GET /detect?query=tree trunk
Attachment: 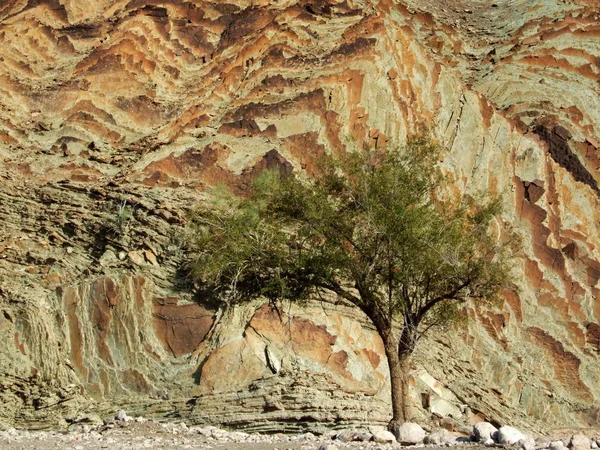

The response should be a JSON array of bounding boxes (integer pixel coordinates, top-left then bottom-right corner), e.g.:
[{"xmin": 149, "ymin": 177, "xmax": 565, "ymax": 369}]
[{"xmin": 382, "ymin": 333, "xmax": 411, "ymax": 430}]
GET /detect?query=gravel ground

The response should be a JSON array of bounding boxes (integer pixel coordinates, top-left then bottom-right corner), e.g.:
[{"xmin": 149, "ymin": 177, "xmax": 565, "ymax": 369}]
[
  {"xmin": 0, "ymin": 420, "xmax": 472, "ymax": 450},
  {"xmin": 2, "ymin": 419, "xmax": 598, "ymax": 450}
]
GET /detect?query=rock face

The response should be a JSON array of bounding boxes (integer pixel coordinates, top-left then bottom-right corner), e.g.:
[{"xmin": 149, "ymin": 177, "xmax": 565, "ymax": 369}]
[{"xmin": 0, "ymin": 0, "xmax": 599, "ymax": 433}]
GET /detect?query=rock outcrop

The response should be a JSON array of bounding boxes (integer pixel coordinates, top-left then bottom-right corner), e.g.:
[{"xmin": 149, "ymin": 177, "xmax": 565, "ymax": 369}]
[{"xmin": 0, "ymin": 0, "xmax": 599, "ymax": 433}]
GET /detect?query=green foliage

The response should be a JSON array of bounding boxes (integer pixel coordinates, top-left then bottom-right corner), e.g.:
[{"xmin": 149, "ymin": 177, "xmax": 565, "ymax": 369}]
[{"xmin": 188, "ymin": 140, "xmax": 512, "ymax": 345}]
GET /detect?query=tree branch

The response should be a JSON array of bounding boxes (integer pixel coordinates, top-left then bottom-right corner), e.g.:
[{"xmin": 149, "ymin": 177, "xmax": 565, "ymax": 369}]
[
  {"xmin": 416, "ymin": 278, "xmax": 472, "ymax": 322},
  {"xmin": 318, "ymin": 281, "xmax": 361, "ymax": 306}
]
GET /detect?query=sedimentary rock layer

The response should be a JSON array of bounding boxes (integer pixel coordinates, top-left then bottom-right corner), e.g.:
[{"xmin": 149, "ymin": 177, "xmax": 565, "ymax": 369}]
[{"xmin": 0, "ymin": 0, "xmax": 599, "ymax": 432}]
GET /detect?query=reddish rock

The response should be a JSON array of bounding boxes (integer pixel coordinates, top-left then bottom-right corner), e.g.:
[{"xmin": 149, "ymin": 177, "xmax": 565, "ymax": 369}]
[{"xmin": 153, "ymin": 298, "xmax": 215, "ymax": 358}]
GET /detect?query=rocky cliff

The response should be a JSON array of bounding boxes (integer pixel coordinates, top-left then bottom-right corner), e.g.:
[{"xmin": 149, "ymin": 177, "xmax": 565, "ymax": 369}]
[{"xmin": 0, "ymin": 0, "xmax": 599, "ymax": 433}]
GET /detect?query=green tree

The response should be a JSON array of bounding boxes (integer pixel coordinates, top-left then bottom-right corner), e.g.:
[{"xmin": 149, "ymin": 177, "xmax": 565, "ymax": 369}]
[{"xmin": 187, "ymin": 140, "xmax": 512, "ymax": 428}]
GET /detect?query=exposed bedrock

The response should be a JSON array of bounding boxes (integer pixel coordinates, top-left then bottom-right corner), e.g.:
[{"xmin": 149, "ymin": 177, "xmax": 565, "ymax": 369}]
[{"xmin": 0, "ymin": 0, "xmax": 599, "ymax": 432}]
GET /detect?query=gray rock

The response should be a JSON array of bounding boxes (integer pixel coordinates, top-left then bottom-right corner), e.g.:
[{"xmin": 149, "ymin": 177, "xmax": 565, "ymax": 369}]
[
  {"xmin": 550, "ymin": 440, "xmax": 568, "ymax": 450},
  {"xmin": 70, "ymin": 413, "xmax": 104, "ymax": 428},
  {"xmin": 473, "ymin": 422, "xmax": 499, "ymax": 443},
  {"xmin": 394, "ymin": 422, "xmax": 426, "ymax": 444},
  {"xmin": 319, "ymin": 445, "xmax": 339, "ymax": 450},
  {"xmin": 372, "ymin": 429, "xmax": 396, "ymax": 443},
  {"xmin": 497, "ymin": 426, "xmax": 525, "ymax": 445},
  {"xmin": 115, "ymin": 410, "xmax": 131, "ymax": 422},
  {"xmin": 570, "ymin": 435, "xmax": 591, "ymax": 449},
  {"xmin": 425, "ymin": 429, "xmax": 453, "ymax": 445},
  {"xmin": 536, "ymin": 436, "xmax": 554, "ymax": 448},
  {"xmin": 295, "ymin": 432, "xmax": 316, "ymax": 441},
  {"xmin": 518, "ymin": 436, "xmax": 536, "ymax": 450},
  {"xmin": 99, "ymin": 249, "xmax": 117, "ymax": 267},
  {"xmin": 336, "ymin": 429, "xmax": 372, "ymax": 442},
  {"xmin": 591, "ymin": 440, "xmax": 598, "ymax": 449}
]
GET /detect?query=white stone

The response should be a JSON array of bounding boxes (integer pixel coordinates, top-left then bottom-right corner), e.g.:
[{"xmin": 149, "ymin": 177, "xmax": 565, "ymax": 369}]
[
  {"xmin": 591, "ymin": 440, "xmax": 598, "ymax": 449},
  {"xmin": 394, "ymin": 422, "xmax": 426, "ymax": 444},
  {"xmin": 473, "ymin": 422, "xmax": 498, "ymax": 442},
  {"xmin": 372, "ymin": 429, "xmax": 396, "ymax": 443},
  {"xmin": 571, "ymin": 435, "xmax": 591, "ymax": 449},
  {"xmin": 497, "ymin": 426, "xmax": 526, "ymax": 445}
]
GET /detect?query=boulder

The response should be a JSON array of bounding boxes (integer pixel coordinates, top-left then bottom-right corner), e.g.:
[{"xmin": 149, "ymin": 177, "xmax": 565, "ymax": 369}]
[
  {"xmin": 425, "ymin": 429, "xmax": 453, "ymax": 445},
  {"xmin": 497, "ymin": 426, "xmax": 525, "ymax": 445},
  {"xmin": 570, "ymin": 435, "xmax": 591, "ymax": 449},
  {"xmin": 473, "ymin": 422, "xmax": 499, "ymax": 443},
  {"xmin": 394, "ymin": 422, "xmax": 426, "ymax": 445}
]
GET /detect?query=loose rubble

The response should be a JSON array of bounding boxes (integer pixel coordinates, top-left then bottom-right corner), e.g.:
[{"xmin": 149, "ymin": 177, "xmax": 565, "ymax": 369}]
[{"xmin": 0, "ymin": 417, "xmax": 597, "ymax": 450}]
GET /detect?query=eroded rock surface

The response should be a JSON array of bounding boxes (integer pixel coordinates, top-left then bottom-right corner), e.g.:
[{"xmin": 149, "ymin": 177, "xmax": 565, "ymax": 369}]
[{"xmin": 0, "ymin": 0, "xmax": 599, "ymax": 433}]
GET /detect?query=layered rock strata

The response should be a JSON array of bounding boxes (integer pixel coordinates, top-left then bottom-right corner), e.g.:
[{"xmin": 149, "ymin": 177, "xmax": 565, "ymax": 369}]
[{"xmin": 0, "ymin": 0, "xmax": 599, "ymax": 432}]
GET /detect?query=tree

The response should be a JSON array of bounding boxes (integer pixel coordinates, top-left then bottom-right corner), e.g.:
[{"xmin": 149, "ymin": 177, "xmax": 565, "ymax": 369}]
[{"xmin": 187, "ymin": 139, "xmax": 512, "ymax": 428}]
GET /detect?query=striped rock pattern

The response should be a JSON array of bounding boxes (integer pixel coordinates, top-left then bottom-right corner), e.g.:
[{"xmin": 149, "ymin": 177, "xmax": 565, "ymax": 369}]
[{"xmin": 0, "ymin": 0, "xmax": 599, "ymax": 432}]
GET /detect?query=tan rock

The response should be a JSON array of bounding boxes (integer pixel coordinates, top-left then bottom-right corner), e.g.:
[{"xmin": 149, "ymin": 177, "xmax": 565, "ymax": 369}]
[{"xmin": 128, "ymin": 251, "xmax": 145, "ymax": 266}]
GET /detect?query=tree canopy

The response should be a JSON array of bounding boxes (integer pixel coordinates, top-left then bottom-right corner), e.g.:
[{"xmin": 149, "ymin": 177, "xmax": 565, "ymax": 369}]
[{"xmin": 187, "ymin": 139, "xmax": 512, "ymax": 425}]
